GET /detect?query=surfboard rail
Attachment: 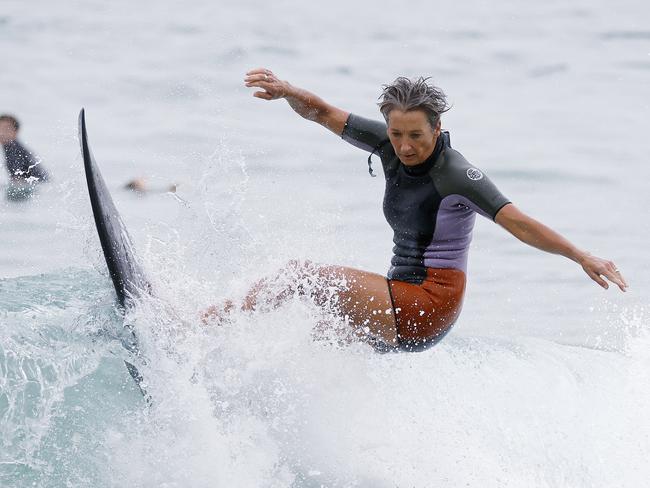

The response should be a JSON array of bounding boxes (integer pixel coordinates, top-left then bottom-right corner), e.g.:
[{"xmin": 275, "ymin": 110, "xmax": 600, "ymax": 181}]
[{"xmin": 78, "ymin": 108, "xmax": 149, "ymax": 398}]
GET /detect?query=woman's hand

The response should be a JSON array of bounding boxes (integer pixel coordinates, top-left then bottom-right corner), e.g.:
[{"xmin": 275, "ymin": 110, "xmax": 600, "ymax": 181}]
[
  {"xmin": 244, "ymin": 68, "xmax": 289, "ymax": 100},
  {"xmin": 577, "ymin": 253, "xmax": 628, "ymax": 292}
]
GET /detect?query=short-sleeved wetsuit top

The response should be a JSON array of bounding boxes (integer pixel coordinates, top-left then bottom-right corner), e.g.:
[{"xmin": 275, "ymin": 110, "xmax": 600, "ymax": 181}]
[
  {"xmin": 2, "ymin": 139, "xmax": 49, "ymax": 182},
  {"xmin": 342, "ymin": 114, "xmax": 510, "ymax": 284}
]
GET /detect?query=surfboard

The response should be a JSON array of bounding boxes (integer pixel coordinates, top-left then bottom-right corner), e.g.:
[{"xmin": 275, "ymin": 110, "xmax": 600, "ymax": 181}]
[{"xmin": 78, "ymin": 108, "xmax": 149, "ymax": 396}]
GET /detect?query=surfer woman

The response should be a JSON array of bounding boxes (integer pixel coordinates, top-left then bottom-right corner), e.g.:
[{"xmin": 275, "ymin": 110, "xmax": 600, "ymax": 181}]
[{"xmin": 204, "ymin": 68, "xmax": 628, "ymax": 352}]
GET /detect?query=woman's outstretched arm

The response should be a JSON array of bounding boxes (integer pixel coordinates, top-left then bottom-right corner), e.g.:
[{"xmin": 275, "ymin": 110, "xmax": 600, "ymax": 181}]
[
  {"xmin": 244, "ymin": 68, "xmax": 349, "ymax": 135},
  {"xmin": 495, "ymin": 203, "xmax": 628, "ymax": 291}
]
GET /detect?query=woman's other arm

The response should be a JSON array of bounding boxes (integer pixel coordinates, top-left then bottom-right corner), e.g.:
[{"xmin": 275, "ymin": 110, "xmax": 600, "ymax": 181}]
[
  {"xmin": 495, "ymin": 203, "xmax": 628, "ymax": 291},
  {"xmin": 244, "ymin": 68, "xmax": 349, "ymax": 136}
]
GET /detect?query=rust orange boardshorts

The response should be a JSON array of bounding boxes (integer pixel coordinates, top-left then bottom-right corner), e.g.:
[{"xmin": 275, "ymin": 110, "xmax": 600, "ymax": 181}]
[{"xmin": 386, "ymin": 268, "xmax": 466, "ymax": 352}]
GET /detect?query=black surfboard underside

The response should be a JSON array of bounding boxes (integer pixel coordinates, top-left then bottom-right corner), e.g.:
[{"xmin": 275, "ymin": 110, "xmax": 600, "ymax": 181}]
[
  {"xmin": 78, "ymin": 108, "xmax": 149, "ymax": 394},
  {"xmin": 79, "ymin": 109, "xmax": 148, "ymax": 306}
]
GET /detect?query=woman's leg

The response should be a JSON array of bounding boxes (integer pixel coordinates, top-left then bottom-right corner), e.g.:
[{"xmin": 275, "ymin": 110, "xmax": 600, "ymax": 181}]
[{"xmin": 205, "ymin": 260, "xmax": 398, "ymax": 346}]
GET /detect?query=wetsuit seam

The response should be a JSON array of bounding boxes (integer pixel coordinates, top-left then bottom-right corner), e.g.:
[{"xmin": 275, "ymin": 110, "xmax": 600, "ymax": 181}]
[
  {"xmin": 385, "ymin": 277, "xmax": 399, "ymax": 340},
  {"xmin": 341, "ymin": 113, "xmax": 352, "ymax": 137},
  {"xmin": 492, "ymin": 200, "xmax": 512, "ymax": 221}
]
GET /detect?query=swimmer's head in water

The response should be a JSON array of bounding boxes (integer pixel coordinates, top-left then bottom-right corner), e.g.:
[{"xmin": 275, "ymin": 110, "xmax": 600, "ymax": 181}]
[
  {"xmin": 378, "ymin": 77, "xmax": 450, "ymax": 130},
  {"xmin": 0, "ymin": 114, "xmax": 20, "ymax": 145}
]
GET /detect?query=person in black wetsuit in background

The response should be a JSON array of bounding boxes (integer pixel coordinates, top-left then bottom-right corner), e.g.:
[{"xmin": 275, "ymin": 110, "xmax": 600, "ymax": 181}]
[{"xmin": 0, "ymin": 114, "xmax": 49, "ymax": 184}]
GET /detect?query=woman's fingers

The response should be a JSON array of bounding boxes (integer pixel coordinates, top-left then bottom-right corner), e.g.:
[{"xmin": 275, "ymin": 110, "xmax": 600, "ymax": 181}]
[
  {"xmin": 587, "ymin": 269, "xmax": 609, "ymax": 289},
  {"xmin": 244, "ymin": 68, "xmax": 276, "ymax": 85},
  {"xmin": 244, "ymin": 74, "xmax": 272, "ymax": 85},
  {"xmin": 599, "ymin": 262, "xmax": 627, "ymax": 291},
  {"xmin": 607, "ymin": 269, "xmax": 628, "ymax": 292},
  {"xmin": 248, "ymin": 83, "xmax": 279, "ymax": 100},
  {"xmin": 606, "ymin": 261, "xmax": 629, "ymax": 290},
  {"xmin": 618, "ymin": 271, "xmax": 628, "ymax": 290},
  {"xmin": 253, "ymin": 90, "xmax": 273, "ymax": 100},
  {"xmin": 583, "ymin": 258, "xmax": 628, "ymax": 292},
  {"xmin": 244, "ymin": 68, "xmax": 284, "ymax": 99},
  {"xmin": 246, "ymin": 67, "xmax": 272, "ymax": 76}
]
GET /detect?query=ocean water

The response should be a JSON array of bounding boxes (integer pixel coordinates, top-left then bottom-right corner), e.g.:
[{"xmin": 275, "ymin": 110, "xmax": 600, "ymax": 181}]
[{"xmin": 1, "ymin": 0, "xmax": 649, "ymax": 486}]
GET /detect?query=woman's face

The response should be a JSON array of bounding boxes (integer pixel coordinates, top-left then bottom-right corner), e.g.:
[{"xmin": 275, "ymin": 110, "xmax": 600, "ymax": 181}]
[{"xmin": 386, "ymin": 109, "xmax": 440, "ymax": 166}]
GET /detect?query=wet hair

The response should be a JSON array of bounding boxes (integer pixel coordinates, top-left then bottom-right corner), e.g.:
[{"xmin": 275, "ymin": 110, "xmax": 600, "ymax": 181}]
[
  {"xmin": 378, "ymin": 77, "xmax": 450, "ymax": 129},
  {"xmin": 0, "ymin": 114, "xmax": 20, "ymax": 131}
]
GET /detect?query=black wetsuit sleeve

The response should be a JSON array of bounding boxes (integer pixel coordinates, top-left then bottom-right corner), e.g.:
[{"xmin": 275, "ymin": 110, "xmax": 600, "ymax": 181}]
[
  {"xmin": 341, "ymin": 113, "xmax": 389, "ymax": 153},
  {"xmin": 433, "ymin": 148, "xmax": 510, "ymax": 220}
]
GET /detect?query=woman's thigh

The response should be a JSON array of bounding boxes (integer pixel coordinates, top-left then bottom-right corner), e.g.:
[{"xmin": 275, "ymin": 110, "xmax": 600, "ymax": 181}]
[{"xmin": 312, "ymin": 264, "xmax": 398, "ymax": 347}]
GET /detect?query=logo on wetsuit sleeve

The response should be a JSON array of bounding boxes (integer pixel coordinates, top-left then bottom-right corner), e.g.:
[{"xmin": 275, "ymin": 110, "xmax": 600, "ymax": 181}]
[{"xmin": 466, "ymin": 168, "xmax": 484, "ymax": 181}]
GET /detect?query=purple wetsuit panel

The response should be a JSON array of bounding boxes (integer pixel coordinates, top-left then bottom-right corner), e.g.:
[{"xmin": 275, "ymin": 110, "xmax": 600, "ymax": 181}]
[{"xmin": 423, "ymin": 196, "xmax": 477, "ymax": 272}]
